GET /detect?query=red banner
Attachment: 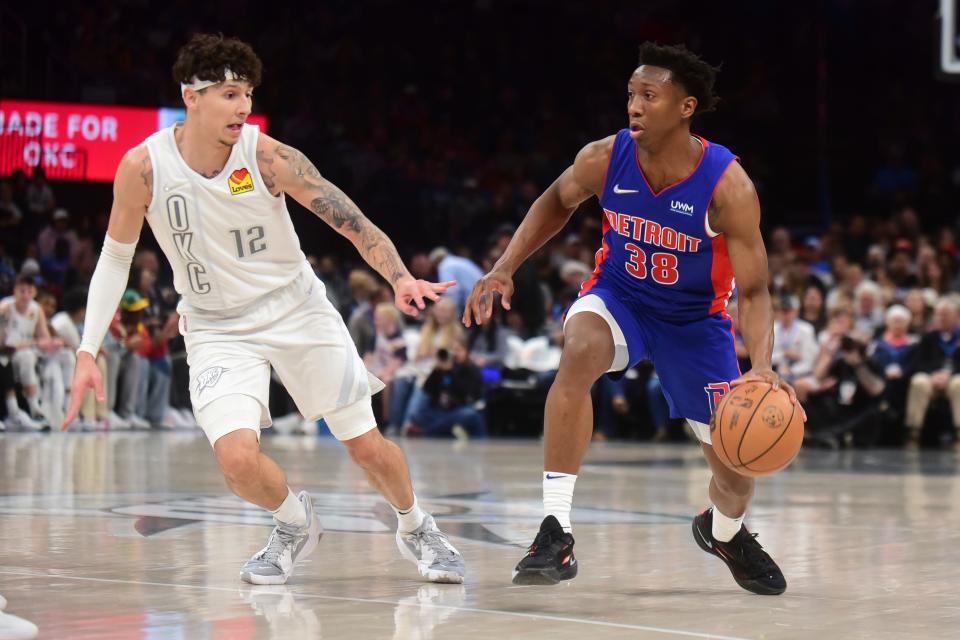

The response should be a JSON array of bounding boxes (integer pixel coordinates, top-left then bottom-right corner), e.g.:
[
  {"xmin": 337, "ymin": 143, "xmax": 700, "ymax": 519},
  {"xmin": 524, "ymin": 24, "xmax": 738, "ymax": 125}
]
[{"xmin": 0, "ymin": 100, "xmax": 268, "ymax": 182}]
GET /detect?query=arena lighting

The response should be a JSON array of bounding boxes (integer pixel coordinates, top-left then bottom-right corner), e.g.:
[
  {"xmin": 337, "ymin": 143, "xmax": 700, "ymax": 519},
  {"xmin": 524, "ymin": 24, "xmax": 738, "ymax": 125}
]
[{"xmin": 0, "ymin": 100, "xmax": 267, "ymax": 182}]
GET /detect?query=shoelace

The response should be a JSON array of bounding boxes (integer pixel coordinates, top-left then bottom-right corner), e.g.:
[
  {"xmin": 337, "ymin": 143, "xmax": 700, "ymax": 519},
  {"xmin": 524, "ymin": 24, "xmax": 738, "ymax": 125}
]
[
  {"xmin": 257, "ymin": 525, "xmax": 301, "ymax": 565},
  {"xmin": 419, "ymin": 529, "xmax": 458, "ymax": 563},
  {"xmin": 528, "ymin": 527, "xmax": 564, "ymax": 556},
  {"xmin": 734, "ymin": 532, "xmax": 777, "ymax": 573}
]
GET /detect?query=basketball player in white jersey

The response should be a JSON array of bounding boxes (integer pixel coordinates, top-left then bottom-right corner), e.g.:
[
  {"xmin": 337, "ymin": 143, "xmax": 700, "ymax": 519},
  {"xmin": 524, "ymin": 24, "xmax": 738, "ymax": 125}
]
[
  {"xmin": 1, "ymin": 274, "xmax": 55, "ymax": 430},
  {"xmin": 63, "ymin": 33, "xmax": 466, "ymax": 585}
]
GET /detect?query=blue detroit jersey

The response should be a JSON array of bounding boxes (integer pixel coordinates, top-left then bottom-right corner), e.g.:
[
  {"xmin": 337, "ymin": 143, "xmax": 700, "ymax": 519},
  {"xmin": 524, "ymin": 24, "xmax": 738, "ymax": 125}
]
[
  {"xmin": 582, "ymin": 130, "xmax": 739, "ymax": 323},
  {"xmin": 575, "ymin": 130, "xmax": 743, "ymax": 424}
]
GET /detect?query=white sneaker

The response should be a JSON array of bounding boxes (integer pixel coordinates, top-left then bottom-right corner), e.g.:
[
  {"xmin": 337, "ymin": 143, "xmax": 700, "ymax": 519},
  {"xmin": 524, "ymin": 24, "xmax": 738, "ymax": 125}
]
[
  {"xmin": 240, "ymin": 491, "xmax": 323, "ymax": 585},
  {"xmin": 108, "ymin": 411, "xmax": 130, "ymax": 429},
  {"xmin": 76, "ymin": 419, "xmax": 97, "ymax": 432},
  {"xmin": 165, "ymin": 408, "xmax": 189, "ymax": 428},
  {"xmin": 128, "ymin": 414, "xmax": 151, "ymax": 430},
  {"xmin": 396, "ymin": 513, "xmax": 466, "ymax": 583},
  {"xmin": 294, "ymin": 418, "xmax": 317, "ymax": 436},
  {"xmin": 9, "ymin": 411, "xmax": 44, "ymax": 431},
  {"xmin": 272, "ymin": 412, "xmax": 302, "ymax": 436},
  {"xmin": 0, "ymin": 609, "xmax": 38, "ymax": 640},
  {"xmin": 0, "ymin": 420, "xmax": 5, "ymax": 432},
  {"xmin": 175, "ymin": 408, "xmax": 198, "ymax": 427}
]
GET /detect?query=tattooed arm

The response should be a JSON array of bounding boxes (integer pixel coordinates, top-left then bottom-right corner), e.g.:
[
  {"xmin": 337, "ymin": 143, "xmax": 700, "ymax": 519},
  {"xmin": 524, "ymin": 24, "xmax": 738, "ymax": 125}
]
[{"xmin": 257, "ymin": 134, "xmax": 412, "ymax": 287}]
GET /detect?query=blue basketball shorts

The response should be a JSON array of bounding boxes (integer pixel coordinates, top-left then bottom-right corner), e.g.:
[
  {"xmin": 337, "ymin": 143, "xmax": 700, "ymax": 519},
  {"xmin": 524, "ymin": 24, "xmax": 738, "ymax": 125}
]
[{"xmin": 565, "ymin": 286, "xmax": 741, "ymax": 427}]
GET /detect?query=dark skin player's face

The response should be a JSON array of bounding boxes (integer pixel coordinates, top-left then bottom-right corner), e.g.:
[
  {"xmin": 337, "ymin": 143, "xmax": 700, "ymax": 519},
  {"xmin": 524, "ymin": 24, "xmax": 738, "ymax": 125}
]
[{"xmin": 626, "ymin": 65, "xmax": 697, "ymax": 145}]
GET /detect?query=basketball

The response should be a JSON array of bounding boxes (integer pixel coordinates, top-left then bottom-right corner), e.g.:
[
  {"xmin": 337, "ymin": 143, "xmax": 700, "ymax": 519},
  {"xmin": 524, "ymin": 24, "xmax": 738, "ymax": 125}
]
[{"xmin": 711, "ymin": 382, "xmax": 804, "ymax": 477}]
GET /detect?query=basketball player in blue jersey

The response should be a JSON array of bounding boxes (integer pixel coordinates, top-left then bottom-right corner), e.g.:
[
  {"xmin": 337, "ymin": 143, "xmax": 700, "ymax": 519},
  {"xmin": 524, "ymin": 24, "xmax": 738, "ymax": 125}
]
[
  {"xmin": 464, "ymin": 43, "xmax": 805, "ymax": 594},
  {"xmin": 63, "ymin": 34, "xmax": 465, "ymax": 585}
]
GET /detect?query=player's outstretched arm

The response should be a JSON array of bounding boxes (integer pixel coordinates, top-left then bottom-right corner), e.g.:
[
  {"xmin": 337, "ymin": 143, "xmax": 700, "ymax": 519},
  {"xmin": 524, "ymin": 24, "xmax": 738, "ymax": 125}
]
[
  {"xmin": 63, "ymin": 147, "xmax": 149, "ymax": 430},
  {"xmin": 462, "ymin": 135, "xmax": 614, "ymax": 327},
  {"xmin": 258, "ymin": 135, "xmax": 454, "ymax": 317},
  {"xmin": 713, "ymin": 162, "xmax": 806, "ymax": 420}
]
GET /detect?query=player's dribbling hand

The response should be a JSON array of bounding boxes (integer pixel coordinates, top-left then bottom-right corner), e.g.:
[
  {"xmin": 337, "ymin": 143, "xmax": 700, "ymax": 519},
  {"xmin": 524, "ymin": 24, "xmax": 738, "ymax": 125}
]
[
  {"xmin": 394, "ymin": 278, "xmax": 457, "ymax": 318},
  {"xmin": 462, "ymin": 270, "xmax": 514, "ymax": 327},
  {"xmin": 62, "ymin": 352, "xmax": 105, "ymax": 431},
  {"xmin": 731, "ymin": 367, "xmax": 807, "ymax": 422}
]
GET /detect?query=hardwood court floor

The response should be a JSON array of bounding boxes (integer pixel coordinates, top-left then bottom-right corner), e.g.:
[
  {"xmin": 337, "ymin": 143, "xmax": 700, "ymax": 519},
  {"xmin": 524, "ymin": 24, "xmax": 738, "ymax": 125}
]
[{"xmin": 1, "ymin": 432, "xmax": 959, "ymax": 639}]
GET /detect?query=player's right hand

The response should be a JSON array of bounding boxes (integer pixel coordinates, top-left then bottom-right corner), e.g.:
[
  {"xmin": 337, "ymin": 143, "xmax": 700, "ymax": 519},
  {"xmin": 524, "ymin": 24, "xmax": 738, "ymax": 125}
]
[
  {"xmin": 62, "ymin": 352, "xmax": 104, "ymax": 431},
  {"xmin": 463, "ymin": 270, "xmax": 514, "ymax": 327}
]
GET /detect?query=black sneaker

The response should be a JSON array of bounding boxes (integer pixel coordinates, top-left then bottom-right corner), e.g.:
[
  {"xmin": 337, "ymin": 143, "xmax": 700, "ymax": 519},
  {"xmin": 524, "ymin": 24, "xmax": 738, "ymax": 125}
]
[
  {"xmin": 692, "ymin": 508, "xmax": 786, "ymax": 595},
  {"xmin": 512, "ymin": 515, "xmax": 577, "ymax": 585}
]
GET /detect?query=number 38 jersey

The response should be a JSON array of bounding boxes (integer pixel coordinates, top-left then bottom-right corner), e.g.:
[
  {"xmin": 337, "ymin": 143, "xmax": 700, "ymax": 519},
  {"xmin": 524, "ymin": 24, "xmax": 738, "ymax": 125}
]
[
  {"xmin": 581, "ymin": 129, "xmax": 739, "ymax": 323},
  {"xmin": 144, "ymin": 123, "xmax": 307, "ymax": 313}
]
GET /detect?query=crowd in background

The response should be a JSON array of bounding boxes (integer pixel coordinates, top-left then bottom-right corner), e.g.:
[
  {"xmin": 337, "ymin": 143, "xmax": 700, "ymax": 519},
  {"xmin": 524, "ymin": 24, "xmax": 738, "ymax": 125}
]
[
  {"xmin": 4, "ymin": 169, "xmax": 960, "ymax": 449},
  {"xmin": 2, "ymin": 0, "xmax": 959, "ymax": 447}
]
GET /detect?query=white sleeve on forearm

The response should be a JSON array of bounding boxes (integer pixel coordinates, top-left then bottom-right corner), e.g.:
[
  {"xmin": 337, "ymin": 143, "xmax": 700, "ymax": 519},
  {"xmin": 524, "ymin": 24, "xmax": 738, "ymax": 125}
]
[{"xmin": 77, "ymin": 234, "xmax": 138, "ymax": 357}]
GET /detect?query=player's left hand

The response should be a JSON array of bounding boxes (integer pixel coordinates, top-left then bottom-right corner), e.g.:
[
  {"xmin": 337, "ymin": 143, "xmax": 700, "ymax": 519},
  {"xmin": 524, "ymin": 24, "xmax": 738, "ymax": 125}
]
[
  {"xmin": 731, "ymin": 367, "xmax": 807, "ymax": 422},
  {"xmin": 393, "ymin": 278, "xmax": 457, "ymax": 318}
]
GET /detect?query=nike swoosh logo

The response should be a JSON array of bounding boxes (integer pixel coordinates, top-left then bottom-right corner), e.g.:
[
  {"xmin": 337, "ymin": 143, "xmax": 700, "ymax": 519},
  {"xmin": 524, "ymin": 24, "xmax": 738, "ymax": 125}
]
[
  {"xmin": 544, "ymin": 474, "xmax": 568, "ymax": 480},
  {"xmin": 612, "ymin": 184, "xmax": 639, "ymax": 194},
  {"xmin": 695, "ymin": 523, "xmax": 714, "ymax": 549}
]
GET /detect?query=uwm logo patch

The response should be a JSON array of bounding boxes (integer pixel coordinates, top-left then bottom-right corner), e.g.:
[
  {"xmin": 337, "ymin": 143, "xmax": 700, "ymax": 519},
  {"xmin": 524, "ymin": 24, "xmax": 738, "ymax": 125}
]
[{"xmin": 228, "ymin": 168, "xmax": 254, "ymax": 195}]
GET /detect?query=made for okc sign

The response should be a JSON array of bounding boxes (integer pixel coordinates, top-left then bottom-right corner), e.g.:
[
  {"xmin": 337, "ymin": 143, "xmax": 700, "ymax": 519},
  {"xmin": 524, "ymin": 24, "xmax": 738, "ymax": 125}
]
[{"xmin": 0, "ymin": 99, "xmax": 267, "ymax": 182}]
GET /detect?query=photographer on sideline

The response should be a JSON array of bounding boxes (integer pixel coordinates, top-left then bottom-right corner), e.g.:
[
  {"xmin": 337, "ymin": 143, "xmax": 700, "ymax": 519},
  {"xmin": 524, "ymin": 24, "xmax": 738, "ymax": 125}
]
[
  {"xmin": 408, "ymin": 335, "xmax": 486, "ymax": 439},
  {"xmin": 804, "ymin": 329, "xmax": 886, "ymax": 448}
]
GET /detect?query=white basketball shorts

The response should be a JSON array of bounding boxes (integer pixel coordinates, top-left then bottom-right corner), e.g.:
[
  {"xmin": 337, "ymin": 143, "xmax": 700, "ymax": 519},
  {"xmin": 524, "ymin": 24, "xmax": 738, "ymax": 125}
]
[{"xmin": 180, "ymin": 264, "xmax": 385, "ymax": 445}]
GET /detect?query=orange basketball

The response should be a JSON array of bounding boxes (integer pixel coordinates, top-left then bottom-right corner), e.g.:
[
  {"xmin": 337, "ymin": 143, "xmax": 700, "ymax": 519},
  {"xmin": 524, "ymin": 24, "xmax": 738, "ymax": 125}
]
[{"xmin": 711, "ymin": 381, "xmax": 804, "ymax": 477}]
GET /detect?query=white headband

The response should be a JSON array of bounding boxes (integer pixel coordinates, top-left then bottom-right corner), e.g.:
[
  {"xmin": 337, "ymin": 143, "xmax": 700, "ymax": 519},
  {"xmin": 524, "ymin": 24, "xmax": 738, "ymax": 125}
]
[{"xmin": 180, "ymin": 68, "xmax": 241, "ymax": 96}]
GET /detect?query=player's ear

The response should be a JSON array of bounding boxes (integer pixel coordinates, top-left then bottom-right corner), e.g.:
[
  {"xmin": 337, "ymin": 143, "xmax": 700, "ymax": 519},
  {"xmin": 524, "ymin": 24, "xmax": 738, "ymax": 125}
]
[
  {"xmin": 182, "ymin": 88, "xmax": 200, "ymax": 110},
  {"xmin": 680, "ymin": 95, "xmax": 697, "ymax": 120}
]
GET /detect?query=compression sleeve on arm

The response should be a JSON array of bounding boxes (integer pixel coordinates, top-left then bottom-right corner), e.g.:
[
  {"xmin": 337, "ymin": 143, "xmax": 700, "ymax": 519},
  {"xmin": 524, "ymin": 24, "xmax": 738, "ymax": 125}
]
[{"xmin": 77, "ymin": 234, "xmax": 138, "ymax": 358}]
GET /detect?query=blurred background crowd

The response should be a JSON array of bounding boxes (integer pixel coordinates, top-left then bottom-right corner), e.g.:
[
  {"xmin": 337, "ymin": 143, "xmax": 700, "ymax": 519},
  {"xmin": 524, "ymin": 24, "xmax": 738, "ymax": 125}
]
[{"xmin": 2, "ymin": 0, "xmax": 959, "ymax": 449}]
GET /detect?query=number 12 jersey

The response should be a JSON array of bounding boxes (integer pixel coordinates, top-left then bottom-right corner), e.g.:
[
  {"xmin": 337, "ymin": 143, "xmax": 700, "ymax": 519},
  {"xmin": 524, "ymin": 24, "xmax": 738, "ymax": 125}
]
[{"xmin": 144, "ymin": 123, "xmax": 307, "ymax": 314}]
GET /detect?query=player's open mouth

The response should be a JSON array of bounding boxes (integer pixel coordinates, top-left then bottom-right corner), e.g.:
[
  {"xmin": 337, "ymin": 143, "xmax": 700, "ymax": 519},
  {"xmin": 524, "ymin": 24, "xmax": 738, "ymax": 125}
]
[
  {"xmin": 629, "ymin": 122, "xmax": 643, "ymax": 133},
  {"xmin": 227, "ymin": 124, "xmax": 243, "ymax": 133}
]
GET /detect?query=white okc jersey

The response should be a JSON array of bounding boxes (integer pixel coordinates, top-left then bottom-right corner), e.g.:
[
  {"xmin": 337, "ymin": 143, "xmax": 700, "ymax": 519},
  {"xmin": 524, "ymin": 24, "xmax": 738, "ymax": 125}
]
[
  {"xmin": 144, "ymin": 123, "xmax": 307, "ymax": 313},
  {"xmin": 1, "ymin": 298, "xmax": 40, "ymax": 346}
]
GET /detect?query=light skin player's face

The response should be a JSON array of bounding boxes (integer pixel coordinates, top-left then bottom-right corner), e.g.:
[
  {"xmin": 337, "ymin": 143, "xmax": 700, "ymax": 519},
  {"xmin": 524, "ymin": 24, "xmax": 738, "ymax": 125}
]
[
  {"xmin": 13, "ymin": 284, "xmax": 36, "ymax": 307},
  {"xmin": 188, "ymin": 80, "xmax": 253, "ymax": 147},
  {"xmin": 626, "ymin": 65, "xmax": 697, "ymax": 144}
]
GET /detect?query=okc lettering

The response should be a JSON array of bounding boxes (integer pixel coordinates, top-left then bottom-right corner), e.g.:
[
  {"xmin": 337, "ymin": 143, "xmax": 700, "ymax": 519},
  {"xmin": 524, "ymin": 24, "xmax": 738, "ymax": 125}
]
[
  {"xmin": 603, "ymin": 209, "xmax": 701, "ymax": 252},
  {"xmin": 166, "ymin": 195, "xmax": 211, "ymax": 295}
]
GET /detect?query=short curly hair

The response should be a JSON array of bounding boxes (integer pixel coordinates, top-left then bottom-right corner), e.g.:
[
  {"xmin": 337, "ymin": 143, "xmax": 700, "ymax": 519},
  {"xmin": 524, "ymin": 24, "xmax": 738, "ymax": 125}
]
[
  {"xmin": 172, "ymin": 33, "xmax": 262, "ymax": 88},
  {"xmin": 638, "ymin": 43, "xmax": 720, "ymax": 114}
]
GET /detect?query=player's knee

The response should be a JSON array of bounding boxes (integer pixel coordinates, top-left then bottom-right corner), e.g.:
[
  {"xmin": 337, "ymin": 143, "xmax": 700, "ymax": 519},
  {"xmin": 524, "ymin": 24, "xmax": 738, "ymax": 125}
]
[
  {"xmin": 215, "ymin": 439, "xmax": 260, "ymax": 486},
  {"xmin": 559, "ymin": 334, "xmax": 611, "ymax": 382},
  {"xmin": 344, "ymin": 430, "xmax": 385, "ymax": 470},
  {"xmin": 910, "ymin": 373, "xmax": 932, "ymax": 392},
  {"xmin": 949, "ymin": 376, "xmax": 960, "ymax": 394}
]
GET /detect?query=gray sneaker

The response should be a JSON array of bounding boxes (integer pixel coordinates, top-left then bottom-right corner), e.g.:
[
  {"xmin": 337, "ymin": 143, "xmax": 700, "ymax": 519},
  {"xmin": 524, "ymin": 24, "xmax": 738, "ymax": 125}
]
[
  {"xmin": 240, "ymin": 491, "xmax": 323, "ymax": 585},
  {"xmin": 396, "ymin": 513, "xmax": 465, "ymax": 583}
]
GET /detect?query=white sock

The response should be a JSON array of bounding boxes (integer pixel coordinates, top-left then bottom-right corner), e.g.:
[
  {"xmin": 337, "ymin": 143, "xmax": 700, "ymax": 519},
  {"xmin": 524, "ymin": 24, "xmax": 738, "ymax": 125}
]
[
  {"xmin": 543, "ymin": 472, "xmax": 577, "ymax": 533},
  {"xmin": 711, "ymin": 505, "xmax": 744, "ymax": 542},
  {"xmin": 272, "ymin": 488, "xmax": 307, "ymax": 528},
  {"xmin": 395, "ymin": 494, "xmax": 425, "ymax": 533},
  {"xmin": 5, "ymin": 395, "xmax": 19, "ymax": 418}
]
